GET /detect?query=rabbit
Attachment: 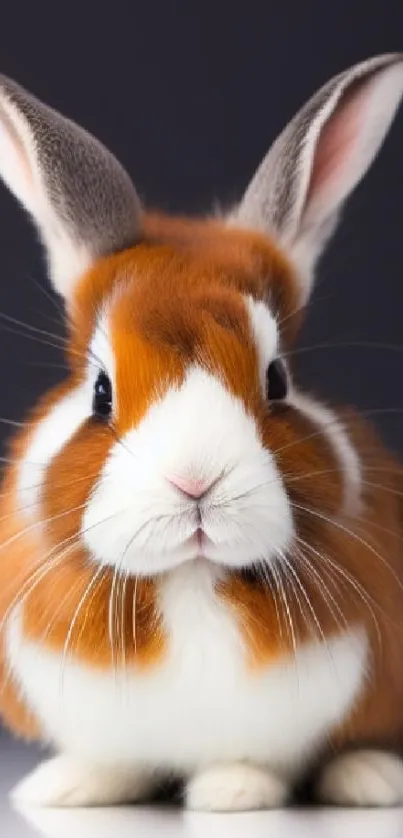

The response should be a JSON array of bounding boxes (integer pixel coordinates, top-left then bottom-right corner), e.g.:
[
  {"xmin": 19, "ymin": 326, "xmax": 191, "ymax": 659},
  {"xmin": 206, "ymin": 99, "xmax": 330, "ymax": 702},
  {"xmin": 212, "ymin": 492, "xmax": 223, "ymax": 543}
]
[{"xmin": 0, "ymin": 53, "xmax": 403, "ymax": 813}]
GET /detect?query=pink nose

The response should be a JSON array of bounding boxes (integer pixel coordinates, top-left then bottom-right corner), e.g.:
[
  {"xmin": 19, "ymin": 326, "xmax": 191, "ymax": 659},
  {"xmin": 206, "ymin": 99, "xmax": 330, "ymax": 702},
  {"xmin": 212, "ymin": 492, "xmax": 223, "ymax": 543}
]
[{"xmin": 167, "ymin": 474, "xmax": 208, "ymax": 499}]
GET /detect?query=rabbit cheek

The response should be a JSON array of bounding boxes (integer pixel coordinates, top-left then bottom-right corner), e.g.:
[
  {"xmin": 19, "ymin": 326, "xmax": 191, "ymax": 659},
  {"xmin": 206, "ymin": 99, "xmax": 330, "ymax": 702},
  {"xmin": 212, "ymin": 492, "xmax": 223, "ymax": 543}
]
[
  {"xmin": 265, "ymin": 404, "xmax": 345, "ymax": 517},
  {"xmin": 41, "ymin": 418, "xmax": 114, "ymax": 548}
]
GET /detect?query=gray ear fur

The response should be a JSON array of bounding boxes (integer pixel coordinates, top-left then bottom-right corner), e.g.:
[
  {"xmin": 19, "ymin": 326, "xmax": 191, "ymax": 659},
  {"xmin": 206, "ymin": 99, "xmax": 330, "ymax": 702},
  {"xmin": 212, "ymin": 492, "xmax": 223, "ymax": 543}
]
[
  {"xmin": 0, "ymin": 76, "xmax": 141, "ymax": 297},
  {"xmin": 230, "ymin": 53, "xmax": 403, "ymax": 301}
]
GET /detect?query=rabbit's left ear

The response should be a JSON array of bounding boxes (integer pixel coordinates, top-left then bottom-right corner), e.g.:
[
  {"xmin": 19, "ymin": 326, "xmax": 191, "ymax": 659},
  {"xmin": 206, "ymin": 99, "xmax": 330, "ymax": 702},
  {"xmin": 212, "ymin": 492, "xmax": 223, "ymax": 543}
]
[
  {"xmin": 0, "ymin": 76, "xmax": 141, "ymax": 298},
  {"xmin": 230, "ymin": 54, "xmax": 403, "ymax": 302}
]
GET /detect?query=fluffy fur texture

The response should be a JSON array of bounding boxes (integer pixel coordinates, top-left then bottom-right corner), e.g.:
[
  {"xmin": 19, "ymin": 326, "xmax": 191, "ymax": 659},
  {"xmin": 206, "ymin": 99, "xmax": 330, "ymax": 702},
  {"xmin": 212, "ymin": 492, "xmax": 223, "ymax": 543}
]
[{"xmin": 0, "ymin": 55, "xmax": 403, "ymax": 811}]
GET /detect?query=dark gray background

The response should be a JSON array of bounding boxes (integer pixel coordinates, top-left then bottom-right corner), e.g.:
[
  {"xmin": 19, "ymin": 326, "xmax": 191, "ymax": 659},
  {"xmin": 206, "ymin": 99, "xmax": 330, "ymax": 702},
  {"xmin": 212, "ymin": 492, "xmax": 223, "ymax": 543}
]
[{"xmin": 0, "ymin": 1, "xmax": 402, "ymax": 453}]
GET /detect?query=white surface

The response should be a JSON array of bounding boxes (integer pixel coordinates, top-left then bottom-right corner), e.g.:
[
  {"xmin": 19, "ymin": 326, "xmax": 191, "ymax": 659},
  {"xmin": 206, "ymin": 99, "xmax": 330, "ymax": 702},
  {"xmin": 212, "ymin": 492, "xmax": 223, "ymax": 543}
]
[{"xmin": 2, "ymin": 734, "xmax": 403, "ymax": 837}]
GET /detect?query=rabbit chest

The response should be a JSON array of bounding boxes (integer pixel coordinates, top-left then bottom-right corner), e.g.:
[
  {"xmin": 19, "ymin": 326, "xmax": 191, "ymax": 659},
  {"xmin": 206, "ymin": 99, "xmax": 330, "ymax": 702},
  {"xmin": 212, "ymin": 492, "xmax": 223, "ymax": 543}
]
[{"xmin": 7, "ymin": 562, "xmax": 367, "ymax": 776}]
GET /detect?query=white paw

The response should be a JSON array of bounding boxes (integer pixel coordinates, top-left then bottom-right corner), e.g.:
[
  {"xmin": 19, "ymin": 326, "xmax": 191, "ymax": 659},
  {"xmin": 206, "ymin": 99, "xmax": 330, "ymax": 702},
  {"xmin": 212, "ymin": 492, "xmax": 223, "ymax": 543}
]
[
  {"xmin": 317, "ymin": 750, "xmax": 403, "ymax": 807},
  {"xmin": 11, "ymin": 755, "xmax": 155, "ymax": 808},
  {"xmin": 186, "ymin": 764, "xmax": 288, "ymax": 812}
]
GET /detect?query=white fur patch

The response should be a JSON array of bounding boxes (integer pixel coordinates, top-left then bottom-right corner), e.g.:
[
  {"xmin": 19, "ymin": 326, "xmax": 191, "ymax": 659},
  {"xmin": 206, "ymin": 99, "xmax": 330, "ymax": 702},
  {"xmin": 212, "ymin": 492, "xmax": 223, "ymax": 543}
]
[
  {"xmin": 83, "ymin": 364, "xmax": 293, "ymax": 574},
  {"xmin": 17, "ymin": 381, "xmax": 93, "ymax": 519},
  {"xmin": 90, "ymin": 315, "xmax": 116, "ymax": 395},
  {"xmin": 7, "ymin": 562, "xmax": 368, "ymax": 780},
  {"xmin": 246, "ymin": 297, "xmax": 278, "ymax": 391},
  {"xmin": 289, "ymin": 389, "xmax": 362, "ymax": 514}
]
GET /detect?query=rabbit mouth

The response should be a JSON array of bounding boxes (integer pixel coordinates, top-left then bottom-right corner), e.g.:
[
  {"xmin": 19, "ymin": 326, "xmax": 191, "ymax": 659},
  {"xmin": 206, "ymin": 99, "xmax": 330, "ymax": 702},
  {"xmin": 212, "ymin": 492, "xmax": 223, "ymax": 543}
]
[
  {"xmin": 81, "ymin": 494, "xmax": 293, "ymax": 576},
  {"xmin": 196, "ymin": 527, "xmax": 204, "ymax": 549},
  {"xmin": 190, "ymin": 526, "xmax": 212, "ymax": 557}
]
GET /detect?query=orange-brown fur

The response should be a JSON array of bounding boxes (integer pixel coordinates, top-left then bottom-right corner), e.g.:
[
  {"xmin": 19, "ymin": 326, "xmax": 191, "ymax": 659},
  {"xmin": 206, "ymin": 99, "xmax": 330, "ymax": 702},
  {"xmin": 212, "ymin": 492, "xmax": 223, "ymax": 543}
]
[{"xmin": 1, "ymin": 214, "xmax": 403, "ymax": 759}]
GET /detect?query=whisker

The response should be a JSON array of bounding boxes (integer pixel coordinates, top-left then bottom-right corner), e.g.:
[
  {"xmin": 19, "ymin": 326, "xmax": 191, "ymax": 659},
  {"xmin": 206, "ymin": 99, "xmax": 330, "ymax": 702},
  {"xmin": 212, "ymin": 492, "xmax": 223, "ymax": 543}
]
[
  {"xmin": 119, "ymin": 569, "xmax": 129, "ymax": 674},
  {"xmin": 293, "ymin": 538, "xmax": 348, "ymax": 633},
  {"xmin": 0, "ymin": 417, "xmax": 26, "ymax": 428},
  {"xmin": 0, "ymin": 540, "xmax": 77, "ymax": 692},
  {"xmin": 281, "ymin": 550, "xmax": 324, "ymax": 643},
  {"xmin": 278, "ymin": 291, "xmax": 336, "ymax": 333},
  {"xmin": 0, "ymin": 469, "xmax": 107, "ymax": 502},
  {"xmin": 0, "ymin": 310, "xmax": 102, "ymax": 368},
  {"xmin": 27, "ymin": 274, "xmax": 66, "ymax": 328},
  {"xmin": 284, "ymin": 339, "xmax": 403, "ymax": 361},
  {"xmin": 107, "ymin": 510, "xmax": 175, "ymax": 672},
  {"xmin": 59, "ymin": 563, "xmax": 106, "ymax": 696},
  {"xmin": 0, "ymin": 502, "xmax": 121, "ymax": 634},
  {"xmin": 0, "ymin": 313, "xmax": 101, "ymax": 368},
  {"xmin": 0, "ymin": 529, "xmax": 84, "ymax": 641},
  {"xmin": 274, "ymin": 407, "xmax": 403, "ymax": 458},
  {"xmin": 0, "ymin": 550, "xmax": 72, "ymax": 695},
  {"xmin": 38, "ymin": 536, "xmax": 91, "ymax": 647},
  {"xmin": 256, "ymin": 561, "xmax": 284, "ymax": 643},
  {"xmin": 285, "ymin": 464, "xmax": 403, "ymax": 486},
  {"xmin": 108, "ymin": 559, "xmax": 121, "ymax": 676},
  {"xmin": 0, "ymin": 322, "xmax": 71, "ymax": 357},
  {"xmin": 0, "ymin": 501, "xmax": 88, "ymax": 559},
  {"xmin": 0, "ymin": 310, "xmax": 69, "ymax": 344},
  {"xmin": 132, "ymin": 573, "xmax": 139, "ymax": 656},
  {"xmin": 359, "ymin": 479, "xmax": 403, "ymax": 501},
  {"xmin": 271, "ymin": 556, "xmax": 298, "ymax": 664},
  {"xmin": 291, "ymin": 501, "xmax": 403, "ymax": 599},
  {"xmin": 21, "ymin": 360, "xmax": 69, "ymax": 371},
  {"xmin": 300, "ymin": 538, "xmax": 383, "ymax": 648},
  {"xmin": 109, "ymin": 427, "xmax": 140, "ymax": 463},
  {"xmin": 0, "ymin": 506, "xmax": 128, "ymax": 697}
]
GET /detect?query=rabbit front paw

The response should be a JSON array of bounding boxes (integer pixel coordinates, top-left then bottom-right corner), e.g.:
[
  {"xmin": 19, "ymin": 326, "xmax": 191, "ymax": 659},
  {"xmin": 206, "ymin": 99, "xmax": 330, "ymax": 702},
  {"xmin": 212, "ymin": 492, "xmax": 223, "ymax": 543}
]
[
  {"xmin": 12, "ymin": 755, "xmax": 156, "ymax": 808},
  {"xmin": 186, "ymin": 763, "xmax": 289, "ymax": 812},
  {"xmin": 317, "ymin": 750, "xmax": 403, "ymax": 807}
]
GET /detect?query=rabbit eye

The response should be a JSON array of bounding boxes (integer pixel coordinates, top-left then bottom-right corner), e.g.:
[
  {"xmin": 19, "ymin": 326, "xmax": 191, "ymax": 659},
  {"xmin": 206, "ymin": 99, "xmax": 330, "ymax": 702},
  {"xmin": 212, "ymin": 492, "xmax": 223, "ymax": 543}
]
[
  {"xmin": 266, "ymin": 359, "xmax": 288, "ymax": 401},
  {"xmin": 93, "ymin": 371, "xmax": 112, "ymax": 419}
]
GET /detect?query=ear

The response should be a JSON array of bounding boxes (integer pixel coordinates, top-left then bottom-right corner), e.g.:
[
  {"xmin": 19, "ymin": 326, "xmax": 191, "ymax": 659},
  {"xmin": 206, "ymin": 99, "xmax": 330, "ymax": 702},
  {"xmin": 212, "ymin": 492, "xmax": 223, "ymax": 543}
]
[
  {"xmin": 0, "ymin": 76, "xmax": 141, "ymax": 298},
  {"xmin": 230, "ymin": 53, "xmax": 403, "ymax": 303}
]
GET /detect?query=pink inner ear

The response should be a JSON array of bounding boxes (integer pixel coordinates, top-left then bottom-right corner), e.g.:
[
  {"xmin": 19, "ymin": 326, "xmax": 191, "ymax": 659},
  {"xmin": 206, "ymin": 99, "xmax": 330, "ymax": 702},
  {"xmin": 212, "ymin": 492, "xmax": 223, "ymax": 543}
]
[{"xmin": 305, "ymin": 78, "xmax": 371, "ymax": 212}]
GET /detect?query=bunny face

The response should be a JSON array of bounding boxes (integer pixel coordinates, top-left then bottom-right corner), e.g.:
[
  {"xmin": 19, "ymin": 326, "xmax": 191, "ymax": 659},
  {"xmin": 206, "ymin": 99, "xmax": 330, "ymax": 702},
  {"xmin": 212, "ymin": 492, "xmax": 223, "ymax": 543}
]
[
  {"xmin": 23, "ymin": 229, "xmax": 297, "ymax": 578},
  {"xmin": 16, "ymin": 214, "xmax": 353, "ymax": 589}
]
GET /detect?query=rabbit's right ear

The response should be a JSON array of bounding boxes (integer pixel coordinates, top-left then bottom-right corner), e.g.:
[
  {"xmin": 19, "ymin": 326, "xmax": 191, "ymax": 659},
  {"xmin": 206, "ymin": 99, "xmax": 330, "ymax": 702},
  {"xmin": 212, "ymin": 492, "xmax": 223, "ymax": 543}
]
[
  {"xmin": 230, "ymin": 54, "xmax": 403, "ymax": 304},
  {"xmin": 0, "ymin": 77, "xmax": 141, "ymax": 298}
]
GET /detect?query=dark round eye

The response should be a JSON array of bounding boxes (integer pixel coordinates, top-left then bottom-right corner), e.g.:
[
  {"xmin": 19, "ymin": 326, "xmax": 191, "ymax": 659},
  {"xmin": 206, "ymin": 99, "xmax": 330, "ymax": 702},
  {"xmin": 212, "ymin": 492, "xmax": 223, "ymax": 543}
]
[
  {"xmin": 266, "ymin": 359, "xmax": 288, "ymax": 401},
  {"xmin": 93, "ymin": 371, "xmax": 112, "ymax": 419}
]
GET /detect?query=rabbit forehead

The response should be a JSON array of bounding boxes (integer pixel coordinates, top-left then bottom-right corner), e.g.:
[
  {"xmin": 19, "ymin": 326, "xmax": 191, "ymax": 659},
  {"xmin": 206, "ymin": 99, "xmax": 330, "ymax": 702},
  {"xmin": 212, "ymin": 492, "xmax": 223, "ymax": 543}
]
[
  {"xmin": 70, "ymin": 216, "xmax": 300, "ymax": 361},
  {"xmin": 90, "ymin": 278, "xmax": 279, "ymax": 434}
]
